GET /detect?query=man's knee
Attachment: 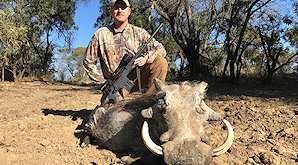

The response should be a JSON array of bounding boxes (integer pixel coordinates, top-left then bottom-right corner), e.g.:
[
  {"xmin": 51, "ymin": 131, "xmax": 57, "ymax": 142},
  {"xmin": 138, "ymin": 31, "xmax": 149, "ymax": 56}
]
[{"xmin": 151, "ymin": 56, "xmax": 168, "ymax": 71}]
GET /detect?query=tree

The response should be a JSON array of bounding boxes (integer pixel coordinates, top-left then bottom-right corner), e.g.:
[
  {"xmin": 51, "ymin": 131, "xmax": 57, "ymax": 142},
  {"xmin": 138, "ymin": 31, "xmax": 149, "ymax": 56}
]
[
  {"xmin": 285, "ymin": 1, "xmax": 298, "ymax": 72},
  {"xmin": 54, "ymin": 47, "xmax": 90, "ymax": 82},
  {"xmin": 65, "ymin": 47, "xmax": 89, "ymax": 82},
  {"xmin": 0, "ymin": 0, "xmax": 85, "ymax": 82},
  {"xmin": 258, "ymin": 25, "xmax": 297, "ymax": 83},
  {"xmin": 219, "ymin": 0, "xmax": 274, "ymax": 83},
  {"xmin": 91, "ymin": 0, "xmax": 297, "ymax": 83},
  {"xmin": 152, "ymin": 0, "xmax": 222, "ymax": 80},
  {"xmin": 255, "ymin": 1, "xmax": 298, "ymax": 83},
  {"xmin": 0, "ymin": 2, "xmax": 28, "ymax": 81}
]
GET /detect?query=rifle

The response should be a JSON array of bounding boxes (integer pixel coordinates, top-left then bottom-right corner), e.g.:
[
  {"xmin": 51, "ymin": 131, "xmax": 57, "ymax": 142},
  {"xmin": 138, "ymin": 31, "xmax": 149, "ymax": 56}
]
[{"xmin": 99, "ymin": 23, "xmax": 163, "ymax": 107}]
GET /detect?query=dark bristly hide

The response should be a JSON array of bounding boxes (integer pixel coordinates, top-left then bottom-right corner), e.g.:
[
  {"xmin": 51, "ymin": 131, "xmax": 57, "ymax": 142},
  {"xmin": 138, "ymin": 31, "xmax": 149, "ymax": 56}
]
[{"xmin": 85, "ymin": 79, "xmax": 234, "ymax": 165}]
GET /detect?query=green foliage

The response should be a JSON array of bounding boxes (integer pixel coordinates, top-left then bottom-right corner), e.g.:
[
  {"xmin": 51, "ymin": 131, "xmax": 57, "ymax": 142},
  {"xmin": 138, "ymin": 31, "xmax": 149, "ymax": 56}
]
[
  {"xmin": 89, "ymin": 0, "xmax": 298, "ymax": 83},
  {"xmin": 286, "ymin": 26, "xmax": 298, "ymax": 47},
  {"xmin": 255, "ymin": 8, "xmax": 298, "ymax": 83},
  {"xmin": 96, "ymin": 0, "xmax": 152, "ymax": 28},
  {"xmin": 2, "ymin": 0, "xmax": 297, "ymax": 83},
  {"xmin": 67, "ymin": 47, "xmax": 88, "ymax": 81},
  {"xmin": 0, "ymin": 4, "xmax": 28, "ymax": 55},
  {"xmin": 54, "ymin": 47, "xmax": 89, "ymax": 82},
  {"xmin": 95, "ymin": 0, "xmax": 112, "ymax": 27},
  {"xmin": 0, "ymin": 0, "xmax": 79, "ymax": 81}
]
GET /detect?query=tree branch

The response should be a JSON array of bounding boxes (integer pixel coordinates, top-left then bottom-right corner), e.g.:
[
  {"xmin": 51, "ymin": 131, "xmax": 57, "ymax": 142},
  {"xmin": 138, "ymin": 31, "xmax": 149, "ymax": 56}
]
[
  {"xmin": 251, "ymin": 0, "xmax": 274, "ymax": 14},
  {"xmin": 152, "ymin": 1, "xmax": 170, "ymax": 21},
  {"xmin": 274, "ymin": 52, "xmax": 298, "ymax": 72}
]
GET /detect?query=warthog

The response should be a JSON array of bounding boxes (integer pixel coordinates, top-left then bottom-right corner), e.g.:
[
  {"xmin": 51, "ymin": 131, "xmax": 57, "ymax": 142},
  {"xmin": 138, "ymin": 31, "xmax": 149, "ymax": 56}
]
[{"xmin": 84, "ymin": 79, "xmax": 234, "ymax": 164}]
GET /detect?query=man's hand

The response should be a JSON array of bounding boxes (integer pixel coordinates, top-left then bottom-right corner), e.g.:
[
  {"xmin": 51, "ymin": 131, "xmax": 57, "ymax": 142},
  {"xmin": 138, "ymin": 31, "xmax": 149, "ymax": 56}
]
[{"xmin": 134, "ymin": 55, "xmax": 148, "ymax": 66}]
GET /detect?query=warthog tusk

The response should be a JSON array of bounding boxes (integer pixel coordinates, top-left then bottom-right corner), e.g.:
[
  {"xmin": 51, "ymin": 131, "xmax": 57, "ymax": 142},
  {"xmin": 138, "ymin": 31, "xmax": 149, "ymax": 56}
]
[
  {"xmin": 212, "ymin": 119, "xmax": 234, "ymax": 156},
  {"xmin": 141, "ymin": 121, "xmax": 163, "ymax": 156},
  {"xmin": 142, "ymin": 119, "xmax": 234, "ymax": 157}
]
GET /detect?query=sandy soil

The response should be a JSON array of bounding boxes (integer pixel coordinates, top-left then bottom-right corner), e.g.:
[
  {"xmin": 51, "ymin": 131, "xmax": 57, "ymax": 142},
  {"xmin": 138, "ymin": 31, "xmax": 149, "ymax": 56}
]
[{"xmin": 0, "ymin": 77, "xmax": 297, "ymax": 165}]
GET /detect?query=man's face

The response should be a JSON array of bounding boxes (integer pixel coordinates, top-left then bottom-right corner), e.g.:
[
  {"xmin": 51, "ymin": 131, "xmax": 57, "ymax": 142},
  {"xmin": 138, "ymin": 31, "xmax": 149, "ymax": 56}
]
[{"xmin": 111, "ymin": 0, "xmax": 131, "ymax": 24}]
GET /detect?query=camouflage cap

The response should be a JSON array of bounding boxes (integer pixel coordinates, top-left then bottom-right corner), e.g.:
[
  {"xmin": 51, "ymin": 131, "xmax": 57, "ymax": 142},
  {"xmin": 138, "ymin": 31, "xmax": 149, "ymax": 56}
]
[{"xmin": 112, "ymin": 0, "xmax": 130, "ymax": 7}]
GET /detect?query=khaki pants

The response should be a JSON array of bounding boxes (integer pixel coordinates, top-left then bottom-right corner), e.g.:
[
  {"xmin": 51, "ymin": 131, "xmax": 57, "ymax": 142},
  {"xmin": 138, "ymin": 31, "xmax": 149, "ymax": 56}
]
[{"xmin": 122, "ymin": 56, "xmax": 168, "ymax": 98}]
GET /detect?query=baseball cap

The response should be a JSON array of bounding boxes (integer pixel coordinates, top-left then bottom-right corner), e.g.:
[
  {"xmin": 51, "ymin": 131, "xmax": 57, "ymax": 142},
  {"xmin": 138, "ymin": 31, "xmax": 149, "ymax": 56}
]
[{"xmin": 112, "ymin": 0, "xmax": 130, "ymax": 7}]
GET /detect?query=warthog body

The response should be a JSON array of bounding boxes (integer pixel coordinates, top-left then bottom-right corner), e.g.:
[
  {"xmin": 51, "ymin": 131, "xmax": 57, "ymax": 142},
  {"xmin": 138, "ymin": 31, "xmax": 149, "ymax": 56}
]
[{"xmin": 85, "ymin": 80, "xmax": 234, "ymax": 164}]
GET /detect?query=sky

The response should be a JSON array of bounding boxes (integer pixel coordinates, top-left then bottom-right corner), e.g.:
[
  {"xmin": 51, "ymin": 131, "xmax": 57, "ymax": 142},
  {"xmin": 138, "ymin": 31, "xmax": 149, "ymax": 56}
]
[
  {"xmin": 53, "ymin": 1, "xmax": 100, "ymax": 80},
  {"xmin": 72, "ymin": 0, "xmax": 297, "ymax": 49},
  {"xmin": 72, "ymin": 0, "xmax": 100, "ymax": 48},
  {"xmin": 54, "ymin": 0, "xmax": 297, "ymax": 79}
]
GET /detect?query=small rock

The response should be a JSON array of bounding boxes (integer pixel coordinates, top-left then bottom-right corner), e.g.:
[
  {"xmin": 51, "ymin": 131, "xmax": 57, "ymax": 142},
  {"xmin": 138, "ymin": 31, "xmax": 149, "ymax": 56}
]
[
  {"xmin": 238, "ymin": 137, "xmax": 246, "ymax": 143},
  {"xmin": 270, "ymin": 147, "xmax": 279, "ymax": 154},
  {"xmin": 224, "ymin": 107, "xmax": 232, "ymax": 112},
  {"xmin": 40, "ymin": 140, "xmax": 50, "ymax": 147},
  {"xmin": 266, "ymin": 139, "xmax": 275, "ymax": 145},
  {"xmin": 235, "ymin": 112, "xmax": 243, "ymax": 122},
  {"xmin": 267, "ymin": 132, "xmax": 274, "ymax": 139},
  {"xmin": 279, "ymin": 131, "xmax": 287, "ymax": 137},
  {"xmin": 246, "ymin": 147, "xmax": 256, "ymax": 158},
  {"xmin": 6, "ymin": 146, "xmax": 16, "ymax": 152},
  {"xmin": 284, "ymin": 127, "xmax": 295, "ymax": 135},
  {"xmin": 0, "ymin": 135, "xmax": 5, "ymax": 142},
  {"xmin": 246, "ymin": 158, "xmax": 257, "ymax": 164},
  {"xmin": 53, "ymin": 160, "xmax": 60, "ymax": 164},
  {"xmin": 252, "ymin": 154, "xmax": 261, "ymax": 163},
  {"xmin": 248, "ymin": 107, "xmax": 257, "ymax": 112},
  {"xmin": 259, "ymin": 152, "xmax": 270, "ymax": 164}
]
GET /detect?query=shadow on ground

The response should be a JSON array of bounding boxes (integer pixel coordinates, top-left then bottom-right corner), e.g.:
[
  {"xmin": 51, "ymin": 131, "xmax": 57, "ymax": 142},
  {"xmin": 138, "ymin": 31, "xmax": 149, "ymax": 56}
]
[
  {"xmin": 42, "ymin": 108, "xmax": 93, "ymax": 122},
  {"xmin": 204, "ymin": 76, "xmax": 298, "ymax": 104},
  {"xmin": 42, "ymin": 108, "xmax": 95, "ymax": 147}
]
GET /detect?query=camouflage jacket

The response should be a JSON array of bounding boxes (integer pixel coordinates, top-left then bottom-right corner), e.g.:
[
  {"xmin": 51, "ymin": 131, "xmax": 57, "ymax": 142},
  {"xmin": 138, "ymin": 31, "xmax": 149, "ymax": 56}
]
[{"xmin": 83, "ymin": 23, "xmax": 167, "ymax": 83}]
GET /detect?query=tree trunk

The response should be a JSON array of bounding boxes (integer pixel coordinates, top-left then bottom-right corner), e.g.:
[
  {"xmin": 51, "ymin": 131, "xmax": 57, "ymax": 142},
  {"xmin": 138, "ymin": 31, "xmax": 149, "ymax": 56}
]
[
  {"xmin": 264, "ymin": 69, "xmax": 274, "ymax": 84},
  {"xmin": 182, "ymin": 47, "xmax": 203, "ymax": 80},
  {"xmin": 223, "ymin": 1, "xmax": 269, "ymax": 84},
  {"xmin": 188, "ymin": 60, "xmax": 198, "ymax": 80},
  {"xmin": 222, "ymin": 55, "xmax": 230, "ymax": 81},
  {"xmin": 229, "ymin": 59, "xmax": 236, "ymax": 83},
  {"xmin": 18, "ymin": 68, "xmax": 26, "ymax": 81},
  {"xmin": 236, "ymin": 57, "xmax": 243, "ymax": 82},
  {"xmin": 13, "ymin": 65, "xmax": 18, "ymax": 82},
  {"xmin": 178, "ymin": 51, "xmax": 184, "ymax": 80},
  {"xmin": 1, "ymin": 61, "xmax": 4, "ymax": 82}
]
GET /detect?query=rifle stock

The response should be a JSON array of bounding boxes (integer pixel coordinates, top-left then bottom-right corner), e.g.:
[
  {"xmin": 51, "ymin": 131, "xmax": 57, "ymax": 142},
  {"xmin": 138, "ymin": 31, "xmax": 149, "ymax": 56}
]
[{"xmin": 99, "ymin": 24, "xmax": 163, "ymax": 107}]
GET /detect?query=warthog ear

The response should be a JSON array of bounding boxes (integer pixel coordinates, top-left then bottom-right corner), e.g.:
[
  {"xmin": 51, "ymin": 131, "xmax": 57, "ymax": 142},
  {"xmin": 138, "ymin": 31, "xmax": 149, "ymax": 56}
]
[
  {"xmin": 141, "ymin": 107, "xmax": 153, "ymax": 118},
  {"xmin": 153, "ymin": 78, "xmax": 167, "ymax": 91},
  {"xmin": 194, "ymin": 81, "xmax": 208, "ymax": 94}
]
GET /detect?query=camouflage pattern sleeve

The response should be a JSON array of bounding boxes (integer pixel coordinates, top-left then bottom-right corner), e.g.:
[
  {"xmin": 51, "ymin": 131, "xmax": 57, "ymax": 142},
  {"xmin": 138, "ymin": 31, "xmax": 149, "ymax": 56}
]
[
  {"xmin": 83, "ymin": 35, "xmax": 106, "ymax": 83},
  {"xmin": 141, "ymin": 29, "xmax": 167, "ymax": 63}
]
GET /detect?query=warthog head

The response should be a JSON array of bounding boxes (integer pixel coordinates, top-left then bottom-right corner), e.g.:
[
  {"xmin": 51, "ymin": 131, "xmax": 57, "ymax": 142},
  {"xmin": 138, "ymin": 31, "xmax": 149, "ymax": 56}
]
[
  {"xmin": 85, "ymin": 79, "xmax": 234, "ymax": 165},
  {"xmin": 141, "ymin": 79, "xmax": 234, "ymax": 165}
]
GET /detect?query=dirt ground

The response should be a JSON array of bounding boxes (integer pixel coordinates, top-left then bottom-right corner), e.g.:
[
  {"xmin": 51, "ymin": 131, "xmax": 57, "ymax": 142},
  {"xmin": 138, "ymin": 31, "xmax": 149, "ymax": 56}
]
[{"xmin": 0, "ymin": 76, "xmax": 297, "ymax": 165}]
